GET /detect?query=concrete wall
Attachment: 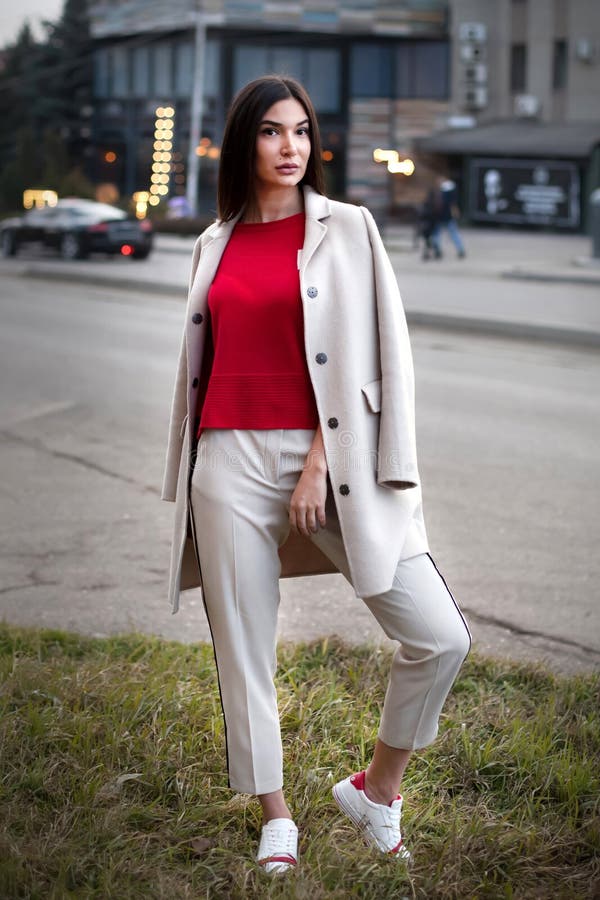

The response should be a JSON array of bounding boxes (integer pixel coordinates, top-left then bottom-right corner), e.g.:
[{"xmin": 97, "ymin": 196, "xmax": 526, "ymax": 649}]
[
  {"xmin": 449, "ymin": 0, "xmax": 600, "ymax": 125},
  {"xmin": 347, "ymin": 98, "xmax": 449, "ymax": 215},
  {"xmin": 527, "ymin": 1, "xmax": 554, "ymax": 121},
  {"xmin": 90, "ymin": 0, "xmax": 197, "ymax": 38},
  {"xmin": 566, "ymin": 0, "xmax": 600, "ymax": 121},
  {"xmin": 449, "ymin": 0, "xmax": 512, "ymax": 121},
  {"xmin": 89, "ymin": 0, "xmax": 447, "ymax": 39},
  {"xmin": 347, "ymin": 99, "xmax": 394, "ymax": 212}
]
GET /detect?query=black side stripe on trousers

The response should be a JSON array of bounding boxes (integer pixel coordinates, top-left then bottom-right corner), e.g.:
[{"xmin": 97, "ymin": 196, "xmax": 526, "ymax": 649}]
[
  {"xmin": 426, "ymin": 552, "xmax": 473, "ymax": 656},
  {"xmin": 187, "ymin": 469, "xmax": 233, "ymax": 789}
]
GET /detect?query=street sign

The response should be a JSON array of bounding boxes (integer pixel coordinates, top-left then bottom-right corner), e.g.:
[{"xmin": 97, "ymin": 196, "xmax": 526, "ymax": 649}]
[{"xmin": 469, "ymin": 158, "xmax": 580, "ymax": 227}]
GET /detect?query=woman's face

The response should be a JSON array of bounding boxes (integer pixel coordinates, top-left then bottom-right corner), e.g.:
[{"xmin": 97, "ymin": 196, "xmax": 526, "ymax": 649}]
[{"xmin": 254, "ymin": 97, "xmax": 311, "ymax": 191}]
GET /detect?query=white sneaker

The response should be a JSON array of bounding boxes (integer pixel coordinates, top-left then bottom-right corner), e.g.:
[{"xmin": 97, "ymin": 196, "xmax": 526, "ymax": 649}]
[
  {"xmin": 332, "ymin": 771, "xmax": 410, "ymax": 860},
  {"xmin": 256, "ymin": 817, "xmax": 298, "ymax": 874}
]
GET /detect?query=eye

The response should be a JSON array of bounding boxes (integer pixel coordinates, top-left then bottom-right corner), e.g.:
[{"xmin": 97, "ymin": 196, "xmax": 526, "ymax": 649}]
[
  {"xmin": 260, "ymin": 127, "xmax": 278, "ymax": 136},
  {"xmin": 297, "ymin": 127, "xmax": 310, "ymax": 136}
]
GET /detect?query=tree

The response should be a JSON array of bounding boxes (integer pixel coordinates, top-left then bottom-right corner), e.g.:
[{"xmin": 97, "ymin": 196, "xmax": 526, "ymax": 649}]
[
  {"xmin": 40, "ymin": 0, "xmax": 94, "ymax": 161},
  {"xmin": 0, "ymin": 128, "xmax": 40, "ymax": 211},
  {"xmin": 0, "ymin": 23, "xmax": 44, "ymax": 160},
  {"xmin": 0, "ymin": 1, "xmax": 94, "ymax": 211},
  {"xmin": 41, "ymin": 129, "xmax": 70, "ymax": 190}
]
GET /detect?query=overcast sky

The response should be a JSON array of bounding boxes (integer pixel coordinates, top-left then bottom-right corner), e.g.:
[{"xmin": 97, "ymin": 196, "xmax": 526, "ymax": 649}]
[{"xmin": 0, "ymin": 0, "xmax": 64, "ymax": 47}]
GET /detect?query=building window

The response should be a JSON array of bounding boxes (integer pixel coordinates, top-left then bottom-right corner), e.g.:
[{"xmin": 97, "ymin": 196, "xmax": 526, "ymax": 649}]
[
  {"xmin": 510, "ymin": 43, "xmax": 527, "ymax": 93},
  {"xmin": 94, "ymin": 49, "xmax": 110, "ymax": 99},
  {"xmin": 204, "ymin": 40, "xmax": 221, "ymax": 101},
  {"xmin": 272, "ymin": 48, "xmax": 303, "ymax": 82},
  {"xmin": 174, "ymin": 40, "xmax": 220, "ymax": 101},
  {"xmin": 413, "ymin": 41, "xmax": 449, "ymax": 99},
  {"xmin": 350, "ymin": 44, "xmax": 392, "ymax": 98},
  {"xmin": 232, "ymin": 44, "xmax": 341, "ymax": 113},
  {"xmin": 175, "ymin": 42, "xmax": 194, "ymax": 98},
  {"xmin": 111, "ymin": 46, "xmax": 129, "ymax": 98},
  {"xmin": 305, "ymin": 49, "xmax": 340, "ymax": 113},
  {"xmin": 153, "ymin": 43, "xmax": 172, "ymax": 98},
  {"xmin": 233, "ymin": 46, "xmax": 269, "ymax": 93},
  {"xmin": 396, "ymin": 42, "xmax": 449, "ymax": 100},
  {"xmin": 552, "ymin": 39, "xmax": 567, "ymax": 90},
  {"xmin": 132, "ymin": 46, "xmax": 151, "ymax": 98}
]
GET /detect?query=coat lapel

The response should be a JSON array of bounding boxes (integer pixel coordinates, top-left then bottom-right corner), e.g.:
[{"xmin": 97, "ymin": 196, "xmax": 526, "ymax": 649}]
[
  {"xmin": 188, "ymin": 218, "xmax": 239, "ymax": 313},
  {"xmin": 300, "ymin": 185, "xmax": 330, "ymax": 273},
  {"xmin": 185, "ymin": 216, "xmax": 240, "ymax": 362}
]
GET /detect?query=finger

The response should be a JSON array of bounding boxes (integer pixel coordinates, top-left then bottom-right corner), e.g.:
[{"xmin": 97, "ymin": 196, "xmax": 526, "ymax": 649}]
[
  {"xmin": 297, "ymin": 510, "xmax": 309, "ymax": 536},
  {"xmin": 291, "ymin": 503, "xmax": 308, "ymax": 536},
  {"xmin": 296, "ymin": 502, "xmax": 311, "ymax": 537},
  {"xmin": 317, "ymin": 505, "xmax": 326, "ymax": 528},
  {"xmin": 306, "ymin": 509, "xmax": 317, "ymax": 533},
  {"xmin": 289, "ymin": 508, "xmax": 299, "ymax": 534}
]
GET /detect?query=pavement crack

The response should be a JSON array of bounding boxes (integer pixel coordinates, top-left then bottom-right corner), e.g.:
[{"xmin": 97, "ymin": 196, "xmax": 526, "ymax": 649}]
[
  {"xmin": 0, "ymin": 580, "xmax": 59, "ymax": 595},
  {"xmin": 2, "ymin": 400, "xmax": 79, "ymax": 429},
  {"xmin": 462, "ymin": 606, "xmax": 600, "ymax": 658},
  {"xmin": 0, "ymin": 430, "xmax": 158, "ymax": 495}
]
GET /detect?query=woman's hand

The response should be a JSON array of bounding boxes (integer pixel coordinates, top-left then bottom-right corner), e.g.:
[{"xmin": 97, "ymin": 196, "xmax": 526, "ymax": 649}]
[
  {"xmin": 289, "ymin": 467, "xmax": 327, "ymax": 536},
  {"xmin": 289, "ymin": 424, "xmax": 328, "ymax": 536}
]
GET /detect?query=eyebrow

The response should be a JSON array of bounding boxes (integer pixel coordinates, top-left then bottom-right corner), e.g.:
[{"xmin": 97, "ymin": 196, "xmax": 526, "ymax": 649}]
[{"xmin": 259, "ymin": 118, "xmax": 310, "ymax": 127}]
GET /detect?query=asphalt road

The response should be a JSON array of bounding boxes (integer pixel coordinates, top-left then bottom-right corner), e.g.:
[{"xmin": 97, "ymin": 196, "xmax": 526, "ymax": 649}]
[{"xmin": 1, "ymin": 269, "xmax": 599, "ymax": 674}]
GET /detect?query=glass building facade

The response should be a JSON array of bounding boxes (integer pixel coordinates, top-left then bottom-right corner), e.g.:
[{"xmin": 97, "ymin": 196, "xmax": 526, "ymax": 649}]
[{"xmin": 90, "ymin": 1, "xmax": 449, "ymax": 214}]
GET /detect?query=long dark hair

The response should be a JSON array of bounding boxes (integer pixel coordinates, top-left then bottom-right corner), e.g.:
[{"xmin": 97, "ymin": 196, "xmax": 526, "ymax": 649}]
[{"xmin": 217, "ymin": 75, "xmax": 326, "ymax": 221}]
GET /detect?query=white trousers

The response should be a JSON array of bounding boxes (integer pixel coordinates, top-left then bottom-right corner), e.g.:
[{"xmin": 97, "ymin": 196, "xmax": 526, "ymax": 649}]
[{"xmin": 190, "ymin": 428, "xmax": 471, "ymax": 795}]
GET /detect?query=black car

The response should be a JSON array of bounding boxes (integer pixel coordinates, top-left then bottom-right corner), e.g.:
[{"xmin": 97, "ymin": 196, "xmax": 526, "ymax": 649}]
[{"xmin": 1, "ymin": 199, "xmax": 154, "ymax": 260}]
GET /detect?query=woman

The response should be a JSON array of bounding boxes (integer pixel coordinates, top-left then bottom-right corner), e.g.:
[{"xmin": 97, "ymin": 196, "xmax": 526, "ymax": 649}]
[{"xmin": 161, "ymin": 75, "xmax": 471, "ymax": 874}]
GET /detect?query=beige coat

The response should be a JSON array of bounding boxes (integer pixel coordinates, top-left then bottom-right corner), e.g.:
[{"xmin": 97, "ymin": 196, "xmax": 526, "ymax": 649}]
[{"xmin": 161, "ymin": 185, "xmax": 429, "ymax": 613}]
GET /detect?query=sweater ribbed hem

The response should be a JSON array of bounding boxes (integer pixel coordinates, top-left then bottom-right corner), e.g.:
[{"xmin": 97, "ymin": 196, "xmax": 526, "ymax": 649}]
[{"xmin": 199, "ymin": 373, "xmax": 319, "ymax": 432}]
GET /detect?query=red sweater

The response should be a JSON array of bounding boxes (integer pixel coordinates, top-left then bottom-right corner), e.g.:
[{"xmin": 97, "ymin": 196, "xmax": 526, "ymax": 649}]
[{"xmin": 197, "ymin": 212, "xmax": 319, "ymax": 434}]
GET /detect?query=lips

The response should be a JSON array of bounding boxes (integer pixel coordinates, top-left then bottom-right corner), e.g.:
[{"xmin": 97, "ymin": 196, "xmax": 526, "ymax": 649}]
[{"xmin": 276, "ymin": 164, "xmax": 299, "ymax": 173}]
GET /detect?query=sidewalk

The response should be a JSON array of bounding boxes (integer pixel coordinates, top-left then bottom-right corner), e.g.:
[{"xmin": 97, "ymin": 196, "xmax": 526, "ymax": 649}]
[
  {"xmin": 157, "ymin": 223, "xmax": 600, "ymax": 283},
  {"xmin": 383, "ymin": 223, "xmax": 600, "ymax": 284},
  {"xmin": 3, "ymin": 225, "xmax": 599, "ymax": 346},
  {"xmin": 382, "ymin": 225, "xmax": 600, "ymax": 346}
]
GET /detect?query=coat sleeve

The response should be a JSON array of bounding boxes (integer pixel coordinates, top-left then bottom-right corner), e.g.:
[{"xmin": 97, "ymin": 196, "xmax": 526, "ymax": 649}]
[
  {"xmin": 160, "ymin": 235, "xmax": 203, "ymax": 502},
  {"xmin": 360, "ymin": 206, "xmax": 420, "ymax": 491}
]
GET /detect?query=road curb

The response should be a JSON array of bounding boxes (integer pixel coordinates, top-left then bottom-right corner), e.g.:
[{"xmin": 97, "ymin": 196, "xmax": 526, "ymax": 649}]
[
  {"xmin": 501, "ymin": 268, "xmax": 600, "ymax": 287},
  {"xmin": 16, "ymin": 264, "xmax": 600, "ymax": 348},
  {"xmin": 19, "ymin": 266, "xmax": 187, "ymax": 298},
  {"xmin": 406, "ymin": 311, "xmax": 600, "ymax": 348},
  {"xmin": 385, "ymin": 253, "xmax": 600, "ymax": 288}
]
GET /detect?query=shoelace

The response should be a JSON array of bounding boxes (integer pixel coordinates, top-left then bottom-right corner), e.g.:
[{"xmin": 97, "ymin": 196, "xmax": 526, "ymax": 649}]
[{"xmin": 259, "ymin": 823, "xmax": 297, "ymax": 865}]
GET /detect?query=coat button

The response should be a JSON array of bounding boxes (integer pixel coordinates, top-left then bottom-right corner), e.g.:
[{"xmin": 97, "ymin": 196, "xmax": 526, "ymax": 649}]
[
  {"xmin": 307, "ymin": 286, "xmax": 318, "ymax": 298},
  {"xmin": 192, "ymin": 377, "xmax": 199, "ymax": 388},
  {"xmin": 339, "ymin": 483, "xmax": 350, "ymax": 496},
  {"xmin": 315, "ymin": 352, "xmax": 328, "ymax": 365},
  {"xmin": 192, "ymin": 313, "xmax": 203, "ymax": 324},
  {"xmin": 327, "ymin": 417, "xmax": 338, "ymax": 429}
]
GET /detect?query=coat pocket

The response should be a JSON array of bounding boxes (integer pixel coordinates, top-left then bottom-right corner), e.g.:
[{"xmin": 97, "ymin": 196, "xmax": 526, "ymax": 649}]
[{"xmin": 361, "ymin": 378, "xmax": 382, "ymax": 413}]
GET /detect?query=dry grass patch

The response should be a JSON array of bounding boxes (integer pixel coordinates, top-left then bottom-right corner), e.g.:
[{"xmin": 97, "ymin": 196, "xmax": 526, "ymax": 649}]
[{"xmin": 0, "ymin": 626, "xmax": 598, "ymax": 898}]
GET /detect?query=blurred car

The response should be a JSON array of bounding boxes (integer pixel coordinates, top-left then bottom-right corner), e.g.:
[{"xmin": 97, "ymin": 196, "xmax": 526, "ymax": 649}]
[{"xmin": 0, "ymin": 198, "xmax": 154, "ymax": 260}]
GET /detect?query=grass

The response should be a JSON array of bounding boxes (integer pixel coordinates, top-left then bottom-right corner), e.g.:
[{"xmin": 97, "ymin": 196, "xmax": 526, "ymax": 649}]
[{"xmin": 0, "ymin": 625, "xmax": 598, "ymax": 899}]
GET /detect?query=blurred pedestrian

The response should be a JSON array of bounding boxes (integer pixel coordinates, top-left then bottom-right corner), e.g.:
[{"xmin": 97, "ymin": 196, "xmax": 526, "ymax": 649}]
[
  {"xmin": 161, "ymin": 75, "xmax": 471, "ymax": 875},
  {"xmin": 431, "ymin": 175, "xmax": 466, "ymax": 259},
  {"xmin": 418, "ymin": 186, "xmax": 442, "ymax": 261}
]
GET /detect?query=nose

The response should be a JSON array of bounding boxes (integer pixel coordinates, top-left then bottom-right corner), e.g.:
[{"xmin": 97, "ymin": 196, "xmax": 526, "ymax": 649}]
[{"xmin": 281, "ymin": 130, "xmax": 298, "ymax": 156}]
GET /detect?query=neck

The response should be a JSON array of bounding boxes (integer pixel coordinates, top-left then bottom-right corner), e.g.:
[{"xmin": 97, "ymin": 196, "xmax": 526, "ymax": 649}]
[{"xmin": 243, "ymin": 185, "xmax": 304, "ymax": 223}]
